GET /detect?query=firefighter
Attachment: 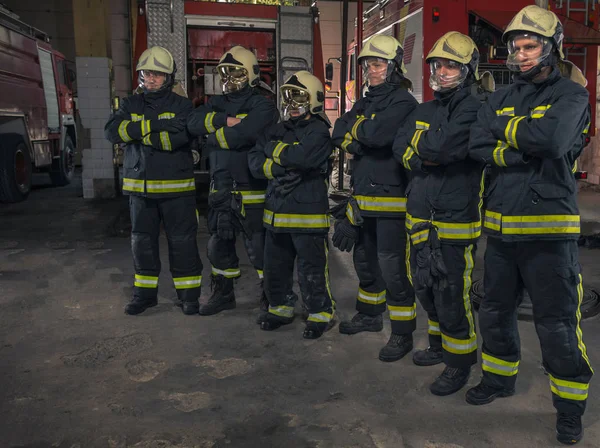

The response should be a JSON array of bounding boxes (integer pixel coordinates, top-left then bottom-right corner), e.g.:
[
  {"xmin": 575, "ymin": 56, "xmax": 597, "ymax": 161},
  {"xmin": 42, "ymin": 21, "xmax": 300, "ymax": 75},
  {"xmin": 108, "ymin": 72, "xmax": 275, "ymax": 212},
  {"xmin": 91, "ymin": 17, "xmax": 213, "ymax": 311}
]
[
  {"xmin": 393, "ymin": 32, "xmax": 488, "ymax": 395},
  {"xmin": 105, "ymin": 46, "xmax": 203, "ymax": 315},
  {"xmin": 187, "ymin": 46, "xmax": 279, "ymax": 315},
  {"xmin": 331, "ymin": 35, "xmax": 418, "ymax": 361},
  {"xmin": 248, "ymin": 71, "xmax": 335, "ymax": 339},
  {"xmin": 467, "ymin": 6, "xmax": 592, "ymax": 444}
]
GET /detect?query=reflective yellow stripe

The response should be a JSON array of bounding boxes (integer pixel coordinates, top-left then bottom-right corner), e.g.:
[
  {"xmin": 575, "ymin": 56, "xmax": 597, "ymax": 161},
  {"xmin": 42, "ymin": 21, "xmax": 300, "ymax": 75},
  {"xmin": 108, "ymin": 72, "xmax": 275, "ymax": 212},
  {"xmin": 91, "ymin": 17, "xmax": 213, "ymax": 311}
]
[
  {"xmin": 410, "ymin": 228, "xmax": 429, "ymax": 245},
  {"xmin": 492, "ymin": 140, "xmax": 509, "ymax": 167},
  {"xmin": 131, "ymin": 114, "xmax": 144, "ymax": 122},
  {"xmin": 482, "ymin": 353, "xmax": 519, "ymax": 377},
  {"xmin": 415, "ymin": 121, "xmax": 430, "ymax": 130},
  {"xmin": 341, "ymin": 132, "xmax": 353, "ymax": 151},
  {"xmin": 549, "ymin": 374, "xmax": 589, "ymax": 401},
  {"xmin": 405, "ymin": 232, "xmax": 413, "ymax": 286},
  {"xmin": 158, "ymin": 112, "xmax": 176, "ymax": 119},
  {"xmin": 263, "ymin": 158, "xmax": 274, "ymax": 179},
  {"xmin": 483, "ymin": 210, "xmax": 502, "ymax": 231},
  {"xmin": 134, "ymin": 274, "xmax": 158, "ymax": 288},
  {"xmin": 495, "ymin": 107, "xmax": 515, "ymax": 117},
  {"xmin": 583, "ymin": 122, "xmax": 590, "ymax": 134},
  {"xmin": 388, "ymin": 303, "xmax": 416, "ymax": 321},
  {"xmin": 205, "ymin": 112, "xmax": 216, "ymax": 133},
  {"xmin": 307, "ymin": 311, "xmax": 334, "ymax": 323},
  {"xmin": 173, "ymin": 276, "xmax": 202, "ymax": 290},
  {"xmin": 216, "ymin": 127, "xmax": 229, "ymax": 149},
  {"xmin": 141, "ymin": 119, "xmax": 152, "ymax": 146},
  {"xmin": 269, "ymin": 305, "xmax": 294, "ymax": 318},
  {"xmin": 501, "ymin": 214, "xmax": 580, "ymax": 235},
  {"xmin": 146, "ymin": 179, "xmax": 195, "ymax": 193},
  {"xmin": 270, "ymin": 212, "xmax": 330, "ymax": 229},
  {"xmin": 572, "ymin": 160, "xmax": 578, "ymax": 174},
  {"xmin": 504, "ymin": 116, "xmax": 526, "ymax": 149},
  {"xmin": 236, "ymin": 114, "xmax": 248, "ymax": 119},
  {"xmin": 442, "ymin": 333, "xmax": 477, "ymax": 354},
  {"xmin": 428, "ymin": 319, "xmax": 441, "ymax": 336},
  {"xmin": 256, "ymin": 269, "xmax": 264, "ymax": 280},
  {"xmin": 576, "ymin": 274, "xmax": 593, "ymax": 372},
  {"xmin": 402, "ymin": 146, "xmax": 415, "ymax": 170},
  {"xmin": 354, "ymin": 195, "xmax": 406, "ymax": 213},
  {"xmin": 412, "ymin": 129, "xmax": 426, "ymax": 154},
  {"xmin": 324, "ymin": 240, "xmax": 334, "ymax": 310},
  {"xmin": 351, "ymin": 116, "xmax": 367, "ymax": 139},
  {"xmin": 118, "ymin": 120, "xmax": 133, "ymax": 142},
  {"xmin": 462, "ymin": 245, "xmax": 476, "ymax": 339},
  {"xmin": 122, "ymin": 178, "xmax": 145, "ymax": 193},
  {"xmin": 263, "ymin": 209, "xmax": 274, "ymax": 225},
  {"xmin": 530, "ymin": 104, "xmax": 551, "ymax": 118},
  {"xmin": 345, "ymin": 201, "xmax": 357, "ymax": 225},
  {"xmin": 406, "ymin": 213, "xmax": 481, "ymax": 240},
  {"xmin": 211, "ymin": 266, "xmax": 241, "ymax": 278},
  {"xmin": 272, "ymin": 141, "xmax": 289, "ymax": 165},
  {"xmin": 160, "ymin": 131, "xmax": 172, "ymax": 151},
  {"xmin": 237, "ymin": 190, "xmax": 266, "ymax": 205},
  {"xmin": 357, "ymin": 287, "xmax": 386, "ymax": 305}
]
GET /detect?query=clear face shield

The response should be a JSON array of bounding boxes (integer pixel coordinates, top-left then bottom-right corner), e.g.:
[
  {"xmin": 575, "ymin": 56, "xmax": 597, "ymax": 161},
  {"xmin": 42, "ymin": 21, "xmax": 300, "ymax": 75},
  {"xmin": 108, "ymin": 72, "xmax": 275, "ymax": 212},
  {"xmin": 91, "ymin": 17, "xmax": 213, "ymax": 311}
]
[
  {"xmin": 138, "ymin": 69, "xmax": 169, "ymax": 92},
  {"xmin": 361, "ymin": 57, "xmax": 393, "ymax": 87},
  {"xmin": 428, "ymin": 58, "xmax": 469, "ymax": 92},
  {"xmin": 281, "ymin": 87, "xmax": 310, "ymax": 121},
  {"xmin": 506, "ymin": 34, "xmax": 553, "ymax": 73},
  {"xmin": 219, "ymin": 65, "xmax": 249, "ymax": 94}
]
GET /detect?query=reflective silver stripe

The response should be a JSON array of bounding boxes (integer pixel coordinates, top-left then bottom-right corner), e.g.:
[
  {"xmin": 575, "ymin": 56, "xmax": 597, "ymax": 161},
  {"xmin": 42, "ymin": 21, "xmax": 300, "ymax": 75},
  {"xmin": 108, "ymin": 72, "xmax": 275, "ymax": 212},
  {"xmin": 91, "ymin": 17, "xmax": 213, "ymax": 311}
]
[
  {"xmin": 358, "ymin": 290, "xmax": 385, "ymax": 303},
  {"xmin": 146, "ymin": 180, "xmax": 195, "ymax": 190},
  {"xmin": 135, "ymin": 279, "xmax": 157, "ymax": 285},
  {"xmin": 307, "ymin": 312, "xmax": 333, "ymax": 323},
  {"xmin": 442, "ymin": 336, "xmax": 477, "ymax": 353},
  {"xmin": 355, "ymin": 198, "xmax": 406, "ymax": 209},
  {"xmin": 428, "ymin": 320, "xmax": 440, "ymax": 334},
  {"xmin": 173, "ymin": 279, "xmax": 202, "ymax": 287},
  {"xmin": 482, "ymin": 358, "xmax": 519, "ymax": 375},
  {"xmin": 269, "ymin": 305, "xmax": 294, "ymax": 318},
  {"xmin": 211, "ymin": 267, "xmax": 240, "ymax": 278},
  {"xmin": 273, "ymin": 217, "xmax": 328, "ymax": 225},
  {"xmin": 502, "ymin": 221, "xmax": 579, "ymax": 229},
  {"xmin": 549, "ymin": 375, "xmax": 589, "ymax": 400}
]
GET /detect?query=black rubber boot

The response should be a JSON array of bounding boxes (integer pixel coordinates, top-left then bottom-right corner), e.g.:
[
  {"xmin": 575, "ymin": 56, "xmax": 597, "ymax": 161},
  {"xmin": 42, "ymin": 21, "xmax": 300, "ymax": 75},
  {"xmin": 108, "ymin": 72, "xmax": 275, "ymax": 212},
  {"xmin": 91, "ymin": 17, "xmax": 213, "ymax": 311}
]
[
  {"xmin": 198, "ymin": 275, "xmax": 236, "ymax": 316},
  {"xmin": 413, "ymin": 346, "xmax": 444, "ymax": 366},
  {"xmin": 181, "ymin": 300, "xmax": 199, "ymax": 315},
  {"xmin": 465, "ymin": 381, "xmax": 515, "ymax": 405},
  {"xmin": 303, "ymin": 319, "xmax": 336, "ymax": 340},
  {"xmin": 258, "ymin": 311, "xmax": 294, "ymax": 331},
  {"xmin": 556, "ymin": 413, "xmax": 583, "ymax": 445},
  {"xmin": 339, "ymin": 313, "xmax": 383, "ymax": 335},
  {"xmin": 430, "ymin": 366, "xmax": 471, "ymax": 396},
  {"xmin": 124, "ymin": 297, "xmax": 158, "ymax": 315},
  {"xmin": 378, "ymin": 333, "xmax": 414, "ymax": 362}
]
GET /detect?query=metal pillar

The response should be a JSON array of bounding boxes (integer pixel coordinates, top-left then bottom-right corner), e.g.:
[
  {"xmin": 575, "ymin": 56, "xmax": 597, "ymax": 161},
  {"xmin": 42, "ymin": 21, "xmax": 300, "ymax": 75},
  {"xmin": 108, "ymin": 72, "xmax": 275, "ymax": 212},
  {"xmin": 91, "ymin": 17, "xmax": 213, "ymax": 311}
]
[{"xmin": 337, "ymin": 0, "xmax": 349, "ymax": 191}]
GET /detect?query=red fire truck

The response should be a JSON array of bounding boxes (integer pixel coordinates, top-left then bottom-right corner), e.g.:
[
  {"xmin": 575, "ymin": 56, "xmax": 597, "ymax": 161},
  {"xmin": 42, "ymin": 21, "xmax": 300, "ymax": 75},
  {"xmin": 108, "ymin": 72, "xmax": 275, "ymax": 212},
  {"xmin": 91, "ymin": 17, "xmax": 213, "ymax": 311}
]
[
  {"xmin": 132, "ymin": 0, "xmax": 324, "ymax": 184},
  {"xmin": 0, "ymin": 5, "xmax": 77, "ymax": 203}
]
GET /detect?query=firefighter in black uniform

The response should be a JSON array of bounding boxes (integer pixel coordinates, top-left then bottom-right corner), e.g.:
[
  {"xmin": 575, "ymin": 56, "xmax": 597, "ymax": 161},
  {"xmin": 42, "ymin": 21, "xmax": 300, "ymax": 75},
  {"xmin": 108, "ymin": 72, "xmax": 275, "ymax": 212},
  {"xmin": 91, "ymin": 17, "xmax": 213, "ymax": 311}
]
[
  {"xmin": 105, "ymin": 46, "xmax": 203, "ymax": 315},
  {"xmin": 248, "ymin": 71, "xmax": 335, "ymax": 339},
  {"xmin": 331, "ymin": 35, "xmax": 418, "ymax": 361},
  {"xmin": 393, "ymin": 32, "xmax": 490, "ymax": 395},
  {"xmin": 187, "ymin": 46, "xmax": 279, "ymax": 316},
  {"xmin": 467, "ymin": 6, "xmax": 593, "ymax": 445}
]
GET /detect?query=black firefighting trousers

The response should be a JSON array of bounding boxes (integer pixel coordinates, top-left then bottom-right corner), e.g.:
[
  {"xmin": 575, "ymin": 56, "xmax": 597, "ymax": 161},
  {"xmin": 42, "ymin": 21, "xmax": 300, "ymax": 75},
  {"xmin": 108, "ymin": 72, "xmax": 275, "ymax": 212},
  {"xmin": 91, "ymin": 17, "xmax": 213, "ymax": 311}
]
[
  {"xmin": 130, "ymin": 195, "xmax": 203, "ymax": 303},
  {"xmin": 207, "ymin": 207, "xmax": 264, "ymax": 280},
  {"xmin": 409, "ymin": 241, "xmax": 478, "ymax": 368},
  {"xmin": 353, "ymin": 217, "xmax": 415, "ymax": 335},
  {"xmin": 480, "ymin": 237, "xmax": 593, "ymax": 415},
  {"xmin": 264, "ymin": 230, "xmax": 334, "ymax": 323}
]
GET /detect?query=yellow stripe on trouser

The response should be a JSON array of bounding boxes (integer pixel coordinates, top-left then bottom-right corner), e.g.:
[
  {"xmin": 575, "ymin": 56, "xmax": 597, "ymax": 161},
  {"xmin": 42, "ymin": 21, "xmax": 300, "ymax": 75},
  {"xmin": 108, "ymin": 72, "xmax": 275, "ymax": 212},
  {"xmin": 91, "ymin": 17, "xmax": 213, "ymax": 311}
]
[
  {"xmin": 173, "ymin": 276, "xmax": 202, "ymax": 289},
  {"xmin": 324, "ymin": 240, "xmax": 335, "ymax": 312},
  {"xmin": 357, "ymin": 288, "xmax": 386, "ymax": 305},
  {"xmin": 269, "ymin": 305, "xmax": 294, "ymax": 318},
  {"xmin": 482, "ymin": 353, "xmax": 519, "ymax": 377},
  {"xmin": 462, "ymin": 245, "xmax": 476, "ymax": 339},
  {"xmin": 211, "ymin": 266, "xmax": 240, "ymax": 278},
  {"xmin": 388, "ymin": 303, "xmax": 416, "ymax": 321},
  {"xmin": 504, "ymin": 116, "xmax": 525, "ymax": 149},
  {"xmin": 308, "ymin": 311, "xmax": 334, "ymax": 323},
  {"xmin": 576, "ymin": 274, "xmax": 593, "ymax": 370},
  {"xmin": 205, "ymin": 112, "xmax": 216, "ymax": 133},
  {"xmin": 549, "ymin": 374, "xmax": 589, "ymax": 401},
  {"xmin": 216, "ymin": 128, "xmax": 229, "ymax": 149},
  {"xmin": 257, "ymin": 269, "xmax": 264, "ymax": 279},
  {"xmin": 118, "ymin": 120, "xmax": 133, "ymax": 142},
  {"xmin": 405, "ymin": 233, "xmax": 413, "ymax": 286},
  {"xmin": 442, "ymin": 333, "xmax": 477, "ymax": 355},
  {"xmin": 134, "ymin": 274, "xmax": 158, "ymax": 288},
  {"xmin": 428, "ymin": 319, "xmax": 441, "ymax": 336}
]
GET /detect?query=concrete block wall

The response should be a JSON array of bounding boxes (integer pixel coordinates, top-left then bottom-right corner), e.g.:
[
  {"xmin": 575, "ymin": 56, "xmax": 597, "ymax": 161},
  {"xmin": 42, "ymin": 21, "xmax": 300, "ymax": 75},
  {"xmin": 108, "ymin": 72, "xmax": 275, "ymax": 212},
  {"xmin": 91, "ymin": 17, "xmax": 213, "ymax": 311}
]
[
  {"xmin": 76, "ymin": 57, "xmax": 115, "ymax": 199},
  {"xmin": 110, "ymin": 0, "xmax": 132, "ymax": 98}
]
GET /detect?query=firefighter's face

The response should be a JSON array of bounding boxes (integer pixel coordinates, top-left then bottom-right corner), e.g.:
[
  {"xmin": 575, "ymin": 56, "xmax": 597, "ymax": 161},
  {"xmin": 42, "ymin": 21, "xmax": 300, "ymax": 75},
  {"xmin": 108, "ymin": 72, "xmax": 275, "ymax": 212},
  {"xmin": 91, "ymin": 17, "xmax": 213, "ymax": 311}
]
[
  {"xmin": 433, "ymin": 59, "xmax": 463, "ymax": 87},
  {"xmin": 362, "ymin": 58, "xmax": 388, "ymax": 86},
  {"xmin": 141, "ymin": 70, "xmax": 167, "ymax": 91},
  {"xmin": 510, "ymin": 36, "xmax": 544, "ymax": 72}
]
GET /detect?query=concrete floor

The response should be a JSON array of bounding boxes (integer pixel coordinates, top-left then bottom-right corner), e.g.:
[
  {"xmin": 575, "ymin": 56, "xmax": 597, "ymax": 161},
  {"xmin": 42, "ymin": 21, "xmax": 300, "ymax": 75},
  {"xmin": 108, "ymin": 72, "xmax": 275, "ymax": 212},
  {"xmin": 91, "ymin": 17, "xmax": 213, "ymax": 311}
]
[{"xmin": 1, "ymin": 174, "xmax": 600, "ymax": 448}]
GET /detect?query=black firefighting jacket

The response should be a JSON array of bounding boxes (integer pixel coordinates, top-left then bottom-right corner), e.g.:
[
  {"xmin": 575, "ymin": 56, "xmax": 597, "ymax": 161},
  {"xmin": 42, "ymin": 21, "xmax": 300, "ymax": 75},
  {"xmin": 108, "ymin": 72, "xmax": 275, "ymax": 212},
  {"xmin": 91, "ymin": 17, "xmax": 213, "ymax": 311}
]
[
  {"xmin": 468, "ymin": 67, "xmax": 590, "ymax": 241},
  {"xmin": 104, "ymin": 89, "xmax": 195, "ymax": 197},
  {"xmin": 393, "ymin": 87, "xmax": 484, "ymax": 245},
  {"xmin": 248, "ymin": 115, "xmax": 333, "ymax": 233},
  {"xmin": 331, "ymin": 83, "xmax": 418, "ymax": 218},
  {"xmin": 187, "ymin": 86, "xmax": 279, "ymax": 209}
]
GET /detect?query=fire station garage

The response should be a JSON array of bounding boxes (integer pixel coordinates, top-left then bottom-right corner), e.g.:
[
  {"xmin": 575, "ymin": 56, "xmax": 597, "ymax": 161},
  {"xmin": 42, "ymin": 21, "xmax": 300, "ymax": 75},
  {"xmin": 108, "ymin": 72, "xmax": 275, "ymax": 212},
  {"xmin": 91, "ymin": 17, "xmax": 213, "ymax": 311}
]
[{"xmin": 2, "ymin": 0, "xmax": 600, "ymax": 447}]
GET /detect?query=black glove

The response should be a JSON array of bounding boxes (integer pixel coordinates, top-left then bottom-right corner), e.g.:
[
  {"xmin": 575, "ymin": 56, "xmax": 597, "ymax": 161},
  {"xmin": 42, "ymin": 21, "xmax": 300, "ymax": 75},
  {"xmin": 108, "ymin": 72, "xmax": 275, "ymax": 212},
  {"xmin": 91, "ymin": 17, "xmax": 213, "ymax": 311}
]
[
  {"xmin": 217, "ymin": 211, "xmax": 235, "ymax": 240},
  {"xmin": 208, "ymin": 189, "xmax": 232, "ymax": 211},
  {"xmin": 150, "ymin": 117, "xmax": 186, "ymax": 133},
  {"xmin": 230, "ymin": 192, "xmax": 253, "ymax": 239},
  {"xmin": 274, "ymin": 171, "xmax": 303, "ymax": 196},
  {"xmin": 332, "ymin": 218, "xmax": 360, "ymax": 252}
]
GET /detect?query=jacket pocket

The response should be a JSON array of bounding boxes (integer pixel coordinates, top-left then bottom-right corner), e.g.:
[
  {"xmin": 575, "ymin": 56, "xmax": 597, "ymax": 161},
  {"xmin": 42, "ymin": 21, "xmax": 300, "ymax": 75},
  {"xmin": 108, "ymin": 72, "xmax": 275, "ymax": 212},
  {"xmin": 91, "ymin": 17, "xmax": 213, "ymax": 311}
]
[
  {"xmin": 123, "ymin": 148, "xmax": 141, "ymax": 169},
  {"xmin": 530, "ymin": 182, "xmax": 572, "ymax": 200},
  {"xmin": 430, "ymin": 193, "xmax": 470, "ymax": 212}
]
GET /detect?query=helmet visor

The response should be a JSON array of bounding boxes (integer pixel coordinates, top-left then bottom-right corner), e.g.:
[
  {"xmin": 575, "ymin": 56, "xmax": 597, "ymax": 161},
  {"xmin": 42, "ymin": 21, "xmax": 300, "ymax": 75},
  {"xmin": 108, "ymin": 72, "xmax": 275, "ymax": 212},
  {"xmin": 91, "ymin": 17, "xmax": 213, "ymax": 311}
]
[
  {"xmin": 218, "ymin": 65, "xmax": 249, "ymax": 93},
  {"xmin": 138, "ymin": 70, "xmax": 168, "ymax": 92},
  {"xmin": 281, "ymin": 87, "xmax": 310, "ymax": 120},
  {"xmin": 428, "ymin": 58, "xmax": 469, "ymax": 92},
  {"xmin": 506, "ymin": 34, "xmax": 553, "ymax": 73},
  {"xmin": 361, "ymin": 57, "xmax": 391, "ymax": 87}
]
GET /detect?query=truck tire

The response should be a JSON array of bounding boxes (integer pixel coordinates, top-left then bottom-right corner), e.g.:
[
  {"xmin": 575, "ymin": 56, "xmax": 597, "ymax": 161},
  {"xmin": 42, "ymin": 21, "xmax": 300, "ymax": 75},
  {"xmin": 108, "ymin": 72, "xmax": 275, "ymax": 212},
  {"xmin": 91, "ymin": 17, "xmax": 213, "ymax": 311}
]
[
  {"xmin": 50, "ymin": 135, "xmax": 75, "ymax": 186},
  {"xmin": 0, "ymin": 135, "xmax": 32, "ymax": 203}
]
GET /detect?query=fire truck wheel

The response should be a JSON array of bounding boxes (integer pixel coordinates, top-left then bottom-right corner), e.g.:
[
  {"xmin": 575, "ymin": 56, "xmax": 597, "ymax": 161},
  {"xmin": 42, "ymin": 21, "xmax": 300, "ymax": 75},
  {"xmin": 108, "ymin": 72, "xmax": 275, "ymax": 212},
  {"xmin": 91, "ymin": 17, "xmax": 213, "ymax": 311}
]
[
  {"xmin": 0, "ymin": 134, "xmax": 32, "ymax": 203},
  {"xmin": 50, "ymin": 135, "xmax": 75, "ymax": 186}
]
